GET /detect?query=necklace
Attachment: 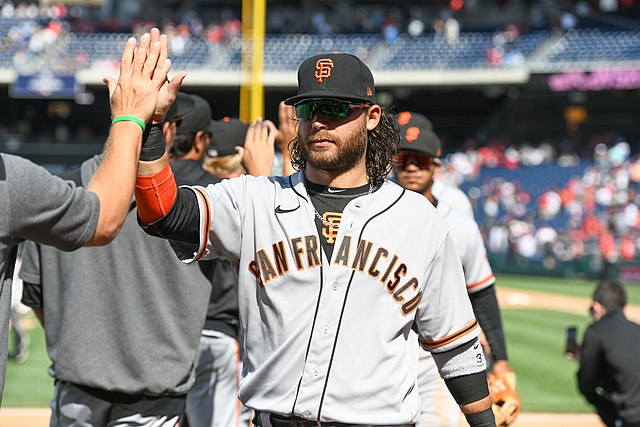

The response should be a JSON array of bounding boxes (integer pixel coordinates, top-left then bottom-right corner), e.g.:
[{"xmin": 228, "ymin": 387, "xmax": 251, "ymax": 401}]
[{"xmin": 312, "ymin": 181, "xmax": 374, "ymax": 227}]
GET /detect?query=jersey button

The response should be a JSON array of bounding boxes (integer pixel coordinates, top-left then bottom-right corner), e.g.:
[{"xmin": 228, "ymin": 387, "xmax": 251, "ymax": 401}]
[
  {"xmin": 332, "ymin": 282, "xmax": 339, "ymax": 291},
  {"xmin": 313, "ymin": 368, "xmax": 321, "ymax": 376},
  {"xmin": 322, "ymin": 326, "xmax": 330, "ymax": 335},
  {"xmin": 302, "ymin": 410, "xmax": 312, "ymax": 418}
]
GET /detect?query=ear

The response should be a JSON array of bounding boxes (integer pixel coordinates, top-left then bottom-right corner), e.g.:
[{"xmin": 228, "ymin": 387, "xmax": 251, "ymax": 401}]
[
  {"xmin": 365, "ymin": 104, "xmax": 382, "ymax": 131},
  {"xmin": 592, "ymin": 301, "xmax": 606, "ymax": 319},
  {"xmin": 194, "ymin": 130, "xmax": 208, "ymax": 153}
]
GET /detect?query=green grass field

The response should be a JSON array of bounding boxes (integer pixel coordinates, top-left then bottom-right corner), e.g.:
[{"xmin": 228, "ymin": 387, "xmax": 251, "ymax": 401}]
[
  {"xmin": 3, "ymin": 274, "xmax": 617, "ymax": 411},
  {"xmin": 499, "ymin": 273, "xmax": 640, "ymax": 304},
  {"xmin": 4, "ymin": 321, "xmax": 54, "ymax": 407},
  {"xmin": 502, "ymin": 308, "xmax": 592, "ymax": 412}
]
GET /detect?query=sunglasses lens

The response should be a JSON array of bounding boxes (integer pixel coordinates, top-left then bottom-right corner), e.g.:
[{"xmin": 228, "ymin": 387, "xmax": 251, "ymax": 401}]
[
  {"xmin": 321, "ymin": 101, "xmax": 351, "ymax": 119},
  {"xmin": 295, "ymin": 100, "xmax": 354, "ymax": 120},
  {"xmin": 295, "ymin": 103, "xmax": 314, "ymax": 120},
  {"xmin": 396, "ymin": 153, "xmax": 434, "ymax": 170}
]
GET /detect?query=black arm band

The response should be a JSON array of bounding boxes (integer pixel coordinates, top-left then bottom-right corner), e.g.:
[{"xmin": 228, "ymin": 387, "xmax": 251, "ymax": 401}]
[
  {"xmin": 464, "ymin": 407, "xmax": 496, "ymax": 427},
  {"xmin": 140, "ymin": 123, "xmax": 166, "ymax": 161},
  {"xmin": 141, "ymin": 187, "xmax": 201, "ymax": 243},
  {"xmin": 469, "ymin": 285, "xmax": 508, "ymax": 361},
  {"xmin": 444, "ymin": 371, "xmax": 489, "ymax": 405}
]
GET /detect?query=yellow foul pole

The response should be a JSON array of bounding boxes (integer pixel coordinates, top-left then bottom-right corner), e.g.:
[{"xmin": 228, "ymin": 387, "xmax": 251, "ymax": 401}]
[{"xmin": 240, "ymin": 0, "xmax": 266, "ymax": 122}]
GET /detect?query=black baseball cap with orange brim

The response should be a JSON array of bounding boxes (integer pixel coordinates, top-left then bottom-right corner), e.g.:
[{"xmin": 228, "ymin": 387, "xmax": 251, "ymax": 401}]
[{"xmin": 284, "ymin": 53, "xmax": 376, "ymax": 106}]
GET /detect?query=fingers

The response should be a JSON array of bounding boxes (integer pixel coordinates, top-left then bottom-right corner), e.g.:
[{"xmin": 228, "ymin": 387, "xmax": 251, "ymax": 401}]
[
  {"xmin": 245, "ymin": 118, "xmax": 260, "ymax": 145},
  {"xmin": 258, "ymin": 118, "xmax": 269, "ymax": 142},
  {"xmin": 170, "ymin": 71, "xmax": 187, "ymax": 91},
  {"xmin": 119, "ymin": 37, "xmax": 137, "ymax": 77},
  {"xmin": 150, "ymin": 33, "xmax": 169, "ymax": 85},
  {"xmin": 142, "ymin": 30, "xmax": 162, "ymax": 80},
  {"xmin": 103, "ymin": 76, "xmax": 117, "ymax": 98},
  {"xmin": 264, "ymin": 120, "xmax": 278, "ymax": 144},
  {"xmin": 133, "ymin": 32, "xmax": 151, "ymax": 75}
]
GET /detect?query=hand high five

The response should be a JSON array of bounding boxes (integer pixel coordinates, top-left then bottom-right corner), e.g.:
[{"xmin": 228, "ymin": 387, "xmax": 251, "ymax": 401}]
[{"xmin": 104, "ymin": 28, "xmax": 185, "ymax": 125}]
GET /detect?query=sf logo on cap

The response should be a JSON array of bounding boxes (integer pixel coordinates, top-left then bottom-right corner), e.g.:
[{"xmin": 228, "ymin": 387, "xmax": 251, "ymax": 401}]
[
  {"xmin": 405, "ymin": 127, "xmax": 420, "ymax": 143},
  {"xmin": 315, "ymin": 59, "xmax": 334, "ymax": 83}
]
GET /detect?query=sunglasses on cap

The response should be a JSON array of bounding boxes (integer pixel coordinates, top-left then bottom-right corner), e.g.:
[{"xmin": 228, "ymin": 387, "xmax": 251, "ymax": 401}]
[
  {"xmin": 294, "ymin": 99, "xmax": 369, "ymax": 121},
  {"xmin": 395, "ymin": 152, "xmax": 440, "ymax": 170}
]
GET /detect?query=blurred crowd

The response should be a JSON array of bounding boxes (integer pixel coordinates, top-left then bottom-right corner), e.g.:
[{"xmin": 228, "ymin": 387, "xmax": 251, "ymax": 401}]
[{"xmin": 439, "ymin": 140, "xmax": 640, "ymax": 273}]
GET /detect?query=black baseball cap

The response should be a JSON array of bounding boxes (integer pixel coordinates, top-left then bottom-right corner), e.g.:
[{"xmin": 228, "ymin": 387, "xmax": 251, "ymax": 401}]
[
  {"xmin": 206, "ymin": 117, "xmax": 249, "ymax": 158},
  {"xmin": 164, "ymin": 92, "xmax": 196, "ymax": 123},
  {"xmin": 397, "ymin": 111, "xmax": 433, "ymax": 131},
  {"xmin": 284, "ymin": 53, "xmax": 376, "ymax": 105},
  {"xmin": 398, "ymin": 112, "xmax": 442, "ymax": 158},
  {"xmin": 176, "ymin": 94, "xmax": 212, "ymax": 136}
]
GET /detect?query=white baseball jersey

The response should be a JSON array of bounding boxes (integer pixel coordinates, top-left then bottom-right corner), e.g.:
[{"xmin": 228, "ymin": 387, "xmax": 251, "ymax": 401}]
[
  {"xmin": 416, "ymin": 200, "xmax": 496, "ymax": 427},
  {"xmin": 432, "ymin": 181, "xmax": 474, "ymax": 219},
  {"xmin": 175, "ymin": 170, "xmax": 479, "ymax": 425},
  {"xmin": 436, "ymin": 201, "xmax": 495, "ymax": 293}
]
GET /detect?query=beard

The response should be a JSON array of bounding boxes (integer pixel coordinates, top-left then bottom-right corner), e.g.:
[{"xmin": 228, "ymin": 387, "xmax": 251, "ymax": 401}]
[{"xmin": 299, "ymin": 122, "xmax": 368, "ymax": 173}]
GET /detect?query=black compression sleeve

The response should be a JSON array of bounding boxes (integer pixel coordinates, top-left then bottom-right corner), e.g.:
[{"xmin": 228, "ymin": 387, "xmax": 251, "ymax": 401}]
[
  {"xmin": 140, "ymin": 123, "xmax": 166, "ymax": 161},
  {"xmin": 465, "ymin": 407, "xmax": 496, "ymax": 427},
  {"xmin": 141, "ymin": 187, "xmax": 201, "ymax": 243},
  {"xmin": 444, "ymin": 370, "xmax": 490, "ymax": 405},
  {"xmin": 469, "ymin": 285, "xmax": 508, "ymax": 361}
]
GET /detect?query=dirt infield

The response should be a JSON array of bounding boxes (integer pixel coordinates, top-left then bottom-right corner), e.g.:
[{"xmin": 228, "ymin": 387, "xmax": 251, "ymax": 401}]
[
  {"xmin": 3, "ymin": 286, "xmax": 621, "ymax": 427},
  {"xmin": 496, "ymin": 287, "xmax": 640, "ymax": 322}
]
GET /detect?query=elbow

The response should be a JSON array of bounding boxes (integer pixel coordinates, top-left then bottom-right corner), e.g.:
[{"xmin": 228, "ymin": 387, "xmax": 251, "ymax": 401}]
[{"xmin": 87, "ymin": 220, "xmax": 124, "ymax": 246}]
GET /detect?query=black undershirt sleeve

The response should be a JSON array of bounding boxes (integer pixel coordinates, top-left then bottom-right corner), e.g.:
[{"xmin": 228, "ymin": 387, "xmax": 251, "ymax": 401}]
[
  {"xmin": 444, "ymin": 370, "xmax": 490, "ymax": 405},
  {"xmin": 469, "ymin": 284, "xmax": 508, "ymax": 361},
  {"xmin": 141, "ymin": 187, "xmax": 201, "ymax": 244},
  {"xmin": 444, "ymin": 371, "xmax": 496, "ymax": 426}
]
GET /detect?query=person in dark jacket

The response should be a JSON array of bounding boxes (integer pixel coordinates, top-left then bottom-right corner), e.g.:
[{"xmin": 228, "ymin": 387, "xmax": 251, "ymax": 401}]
[{"xmin": 578, "ymin": 279, "xmax": 640, "ymax": 427}]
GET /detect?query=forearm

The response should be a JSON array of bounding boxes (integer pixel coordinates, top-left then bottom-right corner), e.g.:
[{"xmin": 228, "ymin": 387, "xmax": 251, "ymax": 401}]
[
  {"xmin": 138, "ymin": 153, "xmax": 170, "ymax": 177},
  {"xmin": 444, "ymin": 371, "xmax": 494, "ymax": 426},
  {"xmin": 431, "ymin": 338, "xmax": 495, "ymax": 426},
  {"xmin": 470, "ymin": 285, "xmax": 508, "ymax": 361},
  {"xmin": 135, "ymin": 153, "xmax": 179, "ymax": 226},
  {"xmin": 86, "ymin": 121, "xmax": 142, "ymax": 246}
]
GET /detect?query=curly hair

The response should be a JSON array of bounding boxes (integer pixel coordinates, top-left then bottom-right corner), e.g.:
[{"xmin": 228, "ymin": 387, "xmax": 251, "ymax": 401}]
[{"xmin": 289, "ymin": 108, "xmax": 400, "ymax": 182}]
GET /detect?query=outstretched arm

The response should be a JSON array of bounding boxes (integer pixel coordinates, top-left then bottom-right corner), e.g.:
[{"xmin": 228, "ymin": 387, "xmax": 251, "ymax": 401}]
[{"xmin": 85, "ymin": 29, "xmax": 178, "ymax": 245}]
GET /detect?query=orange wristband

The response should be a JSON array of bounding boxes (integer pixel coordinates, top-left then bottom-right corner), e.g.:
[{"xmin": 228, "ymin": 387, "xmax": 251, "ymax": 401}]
[{"xmin": 135, "ymin": 163, "xmax": 177, "ymax": 224}]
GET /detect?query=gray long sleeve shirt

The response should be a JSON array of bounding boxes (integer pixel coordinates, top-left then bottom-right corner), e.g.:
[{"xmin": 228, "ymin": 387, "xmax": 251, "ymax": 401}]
[{"xmin": 0, "ymin": 153, "xmax": 99, "ymax": 405}]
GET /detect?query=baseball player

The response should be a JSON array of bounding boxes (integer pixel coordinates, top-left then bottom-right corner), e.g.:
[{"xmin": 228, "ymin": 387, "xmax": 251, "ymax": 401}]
[
  {"xmin": 19, "ymin": 152, "xmax": 213, "ymax": 427},
  {"xmin": 0, "ymin": 28, "xmax": 180, "ymax": 405},
  {"xmin": 161, "ymin": 96, "xmax": 260, "ymax": 427},
  {"xmin": 395, "ymin": 112, "xmax": 515, "ymax": 427},
  {"xmin": 396, "ymin": 112, "xmax": 474, "ymax": 218},
  {"xmin": 134, "ymin": 52, "xmax": 496, "ymax": 426}
]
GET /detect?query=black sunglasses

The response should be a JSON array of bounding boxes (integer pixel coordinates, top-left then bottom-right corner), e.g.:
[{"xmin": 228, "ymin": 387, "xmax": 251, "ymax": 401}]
[
  {"xmin": 395, "ymin": 152, "xmax": 440, "ymax": 170},
  {"xmin": 294, "ymin": 99, "xmax": 369, "ymax": 121}
]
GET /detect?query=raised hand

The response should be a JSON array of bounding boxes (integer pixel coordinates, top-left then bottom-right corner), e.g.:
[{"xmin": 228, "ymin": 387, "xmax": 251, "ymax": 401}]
[
  {"xmin": 104, "ymin": 28, "xmax": 178, "ymax": 124},
  {"xmin": 239, "ymin": 118, "xmax": 277, "ymax": 176},
  {"xmin": 275, "ymin": 101, "xmax": 296, "ymax": 175},
  {"xmin": 153, "ymin": 70, "xmax": 187, "ymax": 124}
]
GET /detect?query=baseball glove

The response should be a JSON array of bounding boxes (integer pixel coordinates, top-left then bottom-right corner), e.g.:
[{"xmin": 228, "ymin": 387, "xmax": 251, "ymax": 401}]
[{"xmin": 488, "ymin": 372, "xmax": 521, "ymax": 426}]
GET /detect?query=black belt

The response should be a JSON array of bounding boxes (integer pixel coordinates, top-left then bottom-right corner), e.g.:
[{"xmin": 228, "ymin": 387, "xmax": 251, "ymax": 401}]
[{"xmin": 257, "ymin": 411, "xmax": 358, "ymax": 427}]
